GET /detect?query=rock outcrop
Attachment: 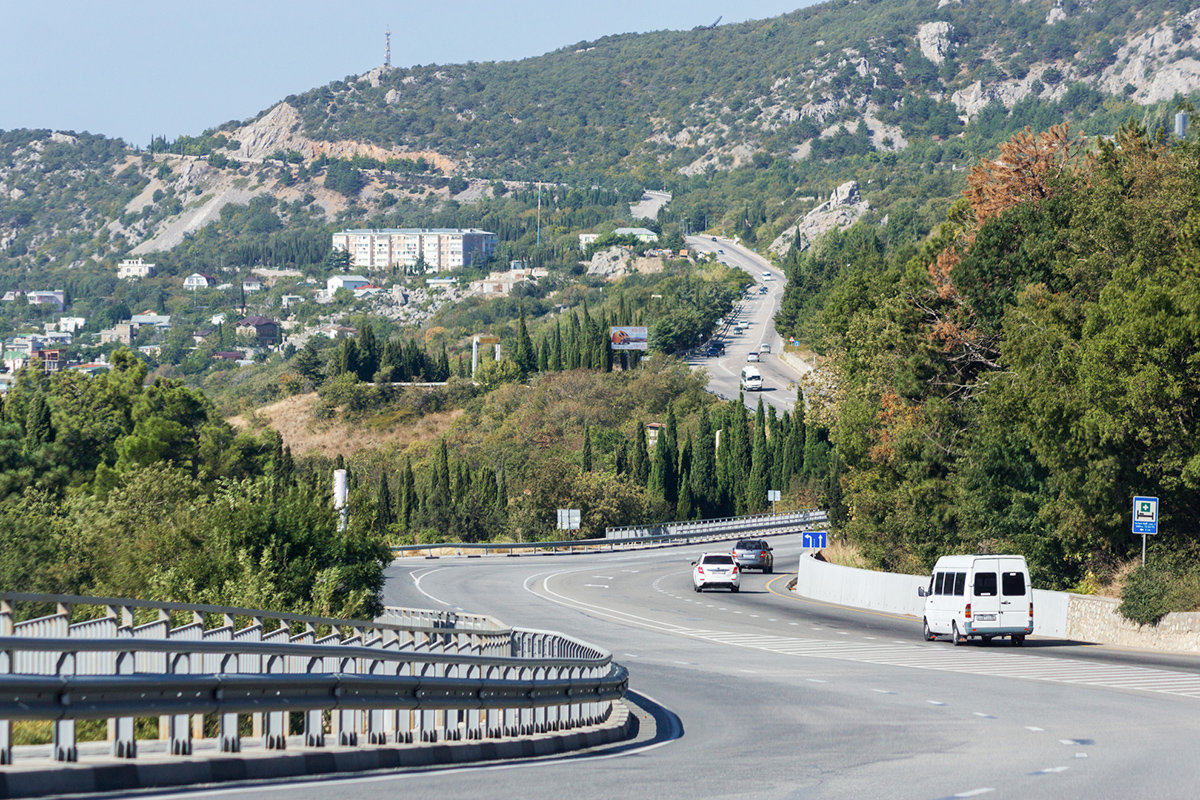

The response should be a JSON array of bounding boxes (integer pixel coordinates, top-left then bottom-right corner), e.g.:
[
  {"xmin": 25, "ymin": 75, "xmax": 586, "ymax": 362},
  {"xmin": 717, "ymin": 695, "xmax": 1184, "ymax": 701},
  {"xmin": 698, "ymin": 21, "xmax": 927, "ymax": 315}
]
[
  {"xmin": 916, "ymin": 22, "xmax": 954, "ymax": 65},
  {"xmin": 768, "ymin": 180, "xmax": 870, "ymax": 258}
]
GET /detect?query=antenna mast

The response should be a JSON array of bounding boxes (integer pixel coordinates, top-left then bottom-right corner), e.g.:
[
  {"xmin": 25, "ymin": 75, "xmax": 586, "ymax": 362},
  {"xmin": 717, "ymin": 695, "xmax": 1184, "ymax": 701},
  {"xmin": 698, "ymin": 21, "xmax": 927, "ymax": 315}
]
[{"xmin": 385, "ymin": 28, "xmax": 392, "ymax": 68}]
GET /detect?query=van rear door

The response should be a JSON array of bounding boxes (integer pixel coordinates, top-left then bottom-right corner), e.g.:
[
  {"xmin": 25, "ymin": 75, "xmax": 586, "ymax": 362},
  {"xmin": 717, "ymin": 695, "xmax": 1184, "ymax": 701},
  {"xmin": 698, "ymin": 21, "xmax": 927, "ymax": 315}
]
[
  {"xmin": 970, "ymin": 558, "xmax": 1001, "ymax": 627},
  {"xmin": 998, "ymin": 557, "xmax": 1030, "ymax": 629}
]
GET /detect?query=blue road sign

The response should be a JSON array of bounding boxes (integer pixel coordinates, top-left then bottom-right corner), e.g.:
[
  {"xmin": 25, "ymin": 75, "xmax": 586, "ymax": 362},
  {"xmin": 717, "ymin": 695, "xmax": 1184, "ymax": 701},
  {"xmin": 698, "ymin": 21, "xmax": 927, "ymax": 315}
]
[
  {"xmin": 1133, "ymin": 496, "xmax": 1159, "ymax": 535},
  {"xmin": 802, "ymin": 530, "xmax": 827, "ymax": 549}
]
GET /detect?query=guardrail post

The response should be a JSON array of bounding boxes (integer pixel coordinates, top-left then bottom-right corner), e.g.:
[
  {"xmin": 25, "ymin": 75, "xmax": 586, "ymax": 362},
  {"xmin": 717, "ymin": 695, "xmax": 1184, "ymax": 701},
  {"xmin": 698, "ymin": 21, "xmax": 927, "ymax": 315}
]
[
  {"xmin": 168, "ymin": 654, "xmax": 192, "ymax": 756},
  {"xmin": 54, "ymin": 649, "xmax": 78, "ymax": 762},
  {"xmin": 112, "ymin": 604, "xmax": 136, "ymax": 758},
  {"xmin": 0, "ymin": 598, "xmax": 11, "ymax": 764},
  {"xmin": 263, "ymin": 654, "xmax": 286, "ymax": 750}
]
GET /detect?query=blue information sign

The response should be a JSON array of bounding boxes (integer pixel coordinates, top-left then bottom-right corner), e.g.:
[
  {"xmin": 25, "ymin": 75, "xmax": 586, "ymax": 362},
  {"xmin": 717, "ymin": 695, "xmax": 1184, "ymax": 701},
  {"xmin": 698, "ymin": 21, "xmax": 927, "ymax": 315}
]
[
  {"xmin": 802, "ymin": 530, "xmax": 828, "ymax": 549},
  {"xmin": 1133, "ymin": 496, "xmax": 1159, "ymax": 535}
]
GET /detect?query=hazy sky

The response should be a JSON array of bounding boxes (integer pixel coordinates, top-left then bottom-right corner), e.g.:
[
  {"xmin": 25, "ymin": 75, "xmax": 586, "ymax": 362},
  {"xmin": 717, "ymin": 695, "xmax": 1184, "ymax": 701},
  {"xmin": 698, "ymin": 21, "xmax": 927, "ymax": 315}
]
[{"xmin": 1, "ymin": 0, "xmax": 822, "ymax": 147}]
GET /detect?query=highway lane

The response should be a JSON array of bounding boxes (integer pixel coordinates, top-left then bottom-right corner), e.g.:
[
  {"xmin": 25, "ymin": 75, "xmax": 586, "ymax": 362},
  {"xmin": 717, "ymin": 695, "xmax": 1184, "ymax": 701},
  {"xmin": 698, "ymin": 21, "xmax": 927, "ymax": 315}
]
[
  {"xmin": 684, "ymin": 235, "xmax": 799, "ymax": 415},
  {"xmin": 147, "ymin": 535, "xmax": 1200, "ymax": 800}
]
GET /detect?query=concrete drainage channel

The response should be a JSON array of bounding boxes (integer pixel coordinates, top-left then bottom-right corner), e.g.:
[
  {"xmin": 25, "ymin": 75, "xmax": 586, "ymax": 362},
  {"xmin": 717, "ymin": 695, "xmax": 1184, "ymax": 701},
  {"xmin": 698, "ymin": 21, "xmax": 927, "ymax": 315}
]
[{"xmin": 0, "ymin": 702, "xmax": 639, "ymax": 798}]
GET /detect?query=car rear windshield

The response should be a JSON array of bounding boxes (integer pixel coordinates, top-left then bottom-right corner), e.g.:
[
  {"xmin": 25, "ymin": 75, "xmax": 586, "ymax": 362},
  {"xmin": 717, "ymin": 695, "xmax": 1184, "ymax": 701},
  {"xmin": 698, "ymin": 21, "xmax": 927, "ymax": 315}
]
[
  {"xmin": 704, "ymin": 555, "xmax": 734, "ymax": 564},
  {"xmin": 735, "ymin": 541, "xmax": 759, "ymax": 549}
]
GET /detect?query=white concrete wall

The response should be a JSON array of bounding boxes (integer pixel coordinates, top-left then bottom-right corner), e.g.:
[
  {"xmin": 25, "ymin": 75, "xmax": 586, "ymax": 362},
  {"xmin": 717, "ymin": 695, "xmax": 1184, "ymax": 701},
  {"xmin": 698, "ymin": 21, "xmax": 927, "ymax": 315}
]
[{"xmin": 795, "ymin": 553, "xmax": 1069, "ymax": 636}]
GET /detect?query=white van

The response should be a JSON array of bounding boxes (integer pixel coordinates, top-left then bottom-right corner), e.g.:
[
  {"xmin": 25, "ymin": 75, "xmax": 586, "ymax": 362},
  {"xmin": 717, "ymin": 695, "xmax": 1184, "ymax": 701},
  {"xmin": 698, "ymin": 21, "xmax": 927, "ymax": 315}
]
[
  {"xmin": 918, "ymin": 554, "xmax": 1033, "ymax": 646},
  {"xmin": 740, "ymin": 366, "xmax": 762, "ymax": 391}
]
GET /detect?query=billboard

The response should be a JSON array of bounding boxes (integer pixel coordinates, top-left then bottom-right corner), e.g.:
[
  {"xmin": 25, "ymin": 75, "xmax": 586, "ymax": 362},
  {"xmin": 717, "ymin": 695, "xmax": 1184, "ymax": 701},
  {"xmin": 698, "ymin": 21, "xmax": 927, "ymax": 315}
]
[{"xmin": 610, "ymin": 326, "xmax": 649, "ymax": 351}]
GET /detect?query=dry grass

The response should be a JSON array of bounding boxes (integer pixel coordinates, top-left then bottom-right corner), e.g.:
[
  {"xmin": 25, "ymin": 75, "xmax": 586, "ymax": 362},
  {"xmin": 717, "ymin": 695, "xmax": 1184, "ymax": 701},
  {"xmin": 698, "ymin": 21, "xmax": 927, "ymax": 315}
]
[
  {"xmin": 818, "ymin": 539, "xmax": 871, "ymax": 569},
  {"xmin": 228, "ymin": 393, "xmax": 464, "ymax": 458}
]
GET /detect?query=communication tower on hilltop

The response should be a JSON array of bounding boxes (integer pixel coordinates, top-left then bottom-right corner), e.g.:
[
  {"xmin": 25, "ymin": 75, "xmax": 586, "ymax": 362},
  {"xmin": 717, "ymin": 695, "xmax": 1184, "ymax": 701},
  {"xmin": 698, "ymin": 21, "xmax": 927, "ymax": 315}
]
[{"xmin": 385, "ymin": 28, "xmax": 392, "ymax": 68}]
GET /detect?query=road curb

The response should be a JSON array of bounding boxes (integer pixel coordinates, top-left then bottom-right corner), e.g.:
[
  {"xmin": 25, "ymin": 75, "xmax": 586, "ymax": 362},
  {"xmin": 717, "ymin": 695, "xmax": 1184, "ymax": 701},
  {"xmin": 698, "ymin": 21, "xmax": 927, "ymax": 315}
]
[{"xmin": 0, "ymin": 703, "xmax": 637, "ymax": 798}]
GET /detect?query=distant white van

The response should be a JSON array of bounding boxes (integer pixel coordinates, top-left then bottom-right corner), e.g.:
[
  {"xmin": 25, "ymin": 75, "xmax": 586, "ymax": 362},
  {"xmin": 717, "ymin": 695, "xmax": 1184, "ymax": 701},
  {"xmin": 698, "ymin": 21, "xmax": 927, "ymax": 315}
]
[
  {"xmin": 918, "ymin": 555, "xmax": 1033, "ymax": 646},
  {"xmin": 740, "ymin": 366, "xmax": 762, "ymax": 391}
]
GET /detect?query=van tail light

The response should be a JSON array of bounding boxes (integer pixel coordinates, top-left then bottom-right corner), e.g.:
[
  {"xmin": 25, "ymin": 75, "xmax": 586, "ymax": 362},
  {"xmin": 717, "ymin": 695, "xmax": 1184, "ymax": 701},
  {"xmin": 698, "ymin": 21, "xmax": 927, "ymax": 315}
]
[
  {"xmin": 1029, "ymin": 602, "xmax": 1034, "ymax": 617},
  {"xmin": 964, "ymin": 603, "xmax": 972, "ymax": 619}
]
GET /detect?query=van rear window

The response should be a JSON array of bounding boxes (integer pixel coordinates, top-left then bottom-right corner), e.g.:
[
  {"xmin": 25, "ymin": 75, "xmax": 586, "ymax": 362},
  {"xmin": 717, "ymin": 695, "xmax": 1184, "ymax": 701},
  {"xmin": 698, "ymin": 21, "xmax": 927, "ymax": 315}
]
[
  {"xmin": 1002, "ymin": 571, "xmax": 1026, "ymax": 595},
  {"xmin": 974, "ymin": 572, "xmax": 997, "ymax": 597}
]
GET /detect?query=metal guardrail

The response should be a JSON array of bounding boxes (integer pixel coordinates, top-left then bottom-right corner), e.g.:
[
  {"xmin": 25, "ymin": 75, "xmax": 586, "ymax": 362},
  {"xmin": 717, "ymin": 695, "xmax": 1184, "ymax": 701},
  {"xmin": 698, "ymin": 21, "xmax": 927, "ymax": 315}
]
[
  {"xmin": 389, "ymin": 509, "xmax": 827, "ymax": 557},
  {"xmin": 0, "ymin": 593, "xmax": 625, "ymax": 765}
]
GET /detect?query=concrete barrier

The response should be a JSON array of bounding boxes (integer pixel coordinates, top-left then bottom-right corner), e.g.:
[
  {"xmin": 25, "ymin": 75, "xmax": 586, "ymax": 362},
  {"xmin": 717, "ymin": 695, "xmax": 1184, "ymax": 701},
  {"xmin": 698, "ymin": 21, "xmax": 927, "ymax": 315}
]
[
  {"xmin": 794, "ymin": 552, "xmax": 1200, "ymax": 651},
  {"xmin": 795, "ymin": 553, "xmax": 1070, "ymax": 637}
]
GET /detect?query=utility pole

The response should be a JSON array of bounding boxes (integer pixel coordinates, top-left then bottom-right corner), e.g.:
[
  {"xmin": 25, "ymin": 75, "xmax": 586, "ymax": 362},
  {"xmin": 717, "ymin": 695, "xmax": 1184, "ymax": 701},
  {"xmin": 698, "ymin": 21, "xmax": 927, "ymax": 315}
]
[{"xmin": 385, "ymin": 29, "xmax": 392, "ymax": 68}]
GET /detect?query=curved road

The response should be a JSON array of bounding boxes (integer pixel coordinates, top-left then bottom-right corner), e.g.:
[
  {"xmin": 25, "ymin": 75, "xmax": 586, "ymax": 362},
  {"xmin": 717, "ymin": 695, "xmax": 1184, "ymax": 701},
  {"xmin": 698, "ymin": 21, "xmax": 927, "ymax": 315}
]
[
  {"xmin": 155, "ymin": 537, "xmax": 1200, "ymax": 800},
  {"xmin": 685, "ymin": 235, "xmax": 800, "ymax": 415}
]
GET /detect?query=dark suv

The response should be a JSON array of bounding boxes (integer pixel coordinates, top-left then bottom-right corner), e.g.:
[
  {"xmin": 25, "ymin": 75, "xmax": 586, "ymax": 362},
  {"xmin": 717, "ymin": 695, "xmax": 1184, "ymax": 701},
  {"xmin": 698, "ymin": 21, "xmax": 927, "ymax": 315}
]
[{"xmin": 732, "ymin": 539, "xmax": 774, "ymax": 573}]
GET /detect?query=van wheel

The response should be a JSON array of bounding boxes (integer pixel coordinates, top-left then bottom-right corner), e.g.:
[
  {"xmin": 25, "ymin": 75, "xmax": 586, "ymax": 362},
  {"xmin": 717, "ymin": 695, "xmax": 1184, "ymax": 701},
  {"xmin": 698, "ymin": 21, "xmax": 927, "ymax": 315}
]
[
  {"xmin": 1012, "ymin": 635, "xmax": 1025, "ymax": 646},
  {"xmin": 952, "ymin": 622, "xmax": 965, "ymax": 646},
  {"xmin": 923, "ymin": 618, "xmax": 936, "ymax": 642}
]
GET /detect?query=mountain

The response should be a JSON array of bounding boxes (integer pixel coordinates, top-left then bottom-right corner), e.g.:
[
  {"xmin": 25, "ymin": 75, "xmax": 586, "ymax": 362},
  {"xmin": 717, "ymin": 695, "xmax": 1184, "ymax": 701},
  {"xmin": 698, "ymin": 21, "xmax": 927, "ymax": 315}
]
[{"xmin": 3, "ymin": 0, "xmax": 1200, "ymax": 284}]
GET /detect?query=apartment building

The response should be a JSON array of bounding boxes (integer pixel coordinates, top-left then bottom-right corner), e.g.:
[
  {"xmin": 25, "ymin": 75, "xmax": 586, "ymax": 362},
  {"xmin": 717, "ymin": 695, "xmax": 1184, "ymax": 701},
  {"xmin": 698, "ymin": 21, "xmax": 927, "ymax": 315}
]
[{"xmin": 331, "ymin": 228, "xmax": 497, "ymax": 272}]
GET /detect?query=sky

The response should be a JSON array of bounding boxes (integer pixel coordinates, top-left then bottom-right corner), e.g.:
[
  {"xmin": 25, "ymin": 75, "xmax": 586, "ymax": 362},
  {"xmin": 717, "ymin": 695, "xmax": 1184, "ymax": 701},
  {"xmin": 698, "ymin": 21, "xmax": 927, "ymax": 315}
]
[{"xmin": 1, "ymin": 0, "xmax": 822, "ymax": 148}]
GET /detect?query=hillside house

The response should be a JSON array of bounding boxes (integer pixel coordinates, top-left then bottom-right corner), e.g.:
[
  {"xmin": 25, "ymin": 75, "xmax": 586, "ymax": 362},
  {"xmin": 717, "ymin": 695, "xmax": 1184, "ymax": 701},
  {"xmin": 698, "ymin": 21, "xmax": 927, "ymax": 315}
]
[
  {"xmin": 99, "ymin": 323, "xmax": 136, "ymax": 345},
  {"xmin": 235, "ymin": 315, "xmax": 279, "ymax": 344},
  {"xmin": 183, "ymin": 273, "xmax": 217, "ymax": 291},
  {"xmin": 117, "ymin": 258, "xmax": 156, "ymax": 280},
  {"xmin": 242, "ymin": 279, "xmax": 263, "ymax": 294},
  {"xmin": 326, "ymin": 275, "xmax": 370, "ymax": 294}
]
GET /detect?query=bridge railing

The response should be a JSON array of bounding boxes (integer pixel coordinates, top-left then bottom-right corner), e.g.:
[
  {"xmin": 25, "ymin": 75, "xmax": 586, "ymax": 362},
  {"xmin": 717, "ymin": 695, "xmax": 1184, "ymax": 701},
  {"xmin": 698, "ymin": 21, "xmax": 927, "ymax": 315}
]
[
  {"xmin": 0, "ymin": 593, "xmax": 626, "ymax": 766},
  {"xmin": 390, "ymin": 509, "xmax": 827, "ymax": 558}
]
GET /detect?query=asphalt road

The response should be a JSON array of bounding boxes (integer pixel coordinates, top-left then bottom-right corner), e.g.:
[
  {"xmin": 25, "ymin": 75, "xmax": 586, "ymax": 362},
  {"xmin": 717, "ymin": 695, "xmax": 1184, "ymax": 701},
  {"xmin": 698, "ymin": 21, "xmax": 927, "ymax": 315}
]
[
  {"xmin": 684, "ymin": 235, "xmax": 799, "ymax": 415},
  {"xmin": 146, "ymin": 536, "xmax": 1200, "ymax": 800}
]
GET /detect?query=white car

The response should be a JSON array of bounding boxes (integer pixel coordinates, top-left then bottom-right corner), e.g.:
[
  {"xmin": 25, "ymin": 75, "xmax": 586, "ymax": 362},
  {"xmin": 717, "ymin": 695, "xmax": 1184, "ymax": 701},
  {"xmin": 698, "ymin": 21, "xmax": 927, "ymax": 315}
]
[
  {"xmin": 746, "ymin": 351, "xmax": 760, "ymax": 362},
  {"xmin": 692, "ymin": 552, "xmax": 741, "ymax": 592}
]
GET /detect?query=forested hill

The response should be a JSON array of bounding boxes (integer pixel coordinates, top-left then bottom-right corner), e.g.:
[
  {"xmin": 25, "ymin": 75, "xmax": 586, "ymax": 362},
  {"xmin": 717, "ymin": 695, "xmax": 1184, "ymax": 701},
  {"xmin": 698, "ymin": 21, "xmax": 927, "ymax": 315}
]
[{"xmin": 284, "ymin": 0, "xmax": 1199, "ymax": 179}]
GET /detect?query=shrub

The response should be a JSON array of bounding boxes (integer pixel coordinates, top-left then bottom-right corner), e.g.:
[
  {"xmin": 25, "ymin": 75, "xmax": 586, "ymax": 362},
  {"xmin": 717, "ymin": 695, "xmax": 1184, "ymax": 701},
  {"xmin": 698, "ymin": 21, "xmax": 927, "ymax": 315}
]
[{"xmin": 1119, "ymin": 564, "xmax": 1174, "ymax": 626}]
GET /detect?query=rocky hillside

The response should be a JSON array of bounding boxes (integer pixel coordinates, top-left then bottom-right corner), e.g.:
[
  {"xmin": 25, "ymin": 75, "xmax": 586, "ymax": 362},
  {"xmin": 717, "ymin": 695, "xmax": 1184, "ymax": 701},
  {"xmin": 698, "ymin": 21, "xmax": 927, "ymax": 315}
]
[{"xmin": 4, "ymin": 0, "xmax": 1200, "ymax": 279}]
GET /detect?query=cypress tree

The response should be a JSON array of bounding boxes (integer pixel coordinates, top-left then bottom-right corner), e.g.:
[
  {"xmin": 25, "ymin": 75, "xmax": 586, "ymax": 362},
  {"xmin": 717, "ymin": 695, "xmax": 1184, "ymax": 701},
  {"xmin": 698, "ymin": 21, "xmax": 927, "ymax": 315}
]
[
  {"xmin": 692, "ymin": 405, "xmax": 717, "ymax": 515},
  {"xmin": 748, "ymin": 401, "xmax": 771, "ymax": 513},
  {"xmin": 496, "ymin": 464, "xmax": 508, "ymax": 512},
  {"xmin": 632, "ymin": 421, "xmax": 650, "ymax": 486},
  {"xmin": 552, "ymin": 320, "xmax": 563, "ymax": 371},
  {"xmin": 537, "ymin": 336, "xmax": 549, "ymax": 372},
  {"xmin": 515, "ymin": 304, "xmax": 537, "ymax": 376},
  {"xmin": 581, "ymin": 423, "xmax": 593, "ymax": 472},
  {"xmin": 358, "ymin": 324, "xmax": 380, "ymax": 379},
  {"xmin": 649, "ymin": 420, "xmax": 678, "ymax": 514},
  {"xmin": 437, "ymin": 438, "xmax": 451, "ymax": 499},
  {"xmin": 614, "ymin": 438, "xmax": 628, "ymax": 476},
  {"xmin": 375, "ymin": 472, "xmax": 394, "ymax": 536}
]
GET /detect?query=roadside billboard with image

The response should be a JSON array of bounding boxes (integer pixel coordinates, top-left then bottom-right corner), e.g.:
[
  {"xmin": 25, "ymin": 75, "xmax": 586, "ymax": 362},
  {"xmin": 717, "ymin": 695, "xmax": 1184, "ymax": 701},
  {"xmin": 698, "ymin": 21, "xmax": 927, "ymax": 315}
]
[{"xmin": 610, "ymin": 326, "xmax": 649, "ymax": 351}]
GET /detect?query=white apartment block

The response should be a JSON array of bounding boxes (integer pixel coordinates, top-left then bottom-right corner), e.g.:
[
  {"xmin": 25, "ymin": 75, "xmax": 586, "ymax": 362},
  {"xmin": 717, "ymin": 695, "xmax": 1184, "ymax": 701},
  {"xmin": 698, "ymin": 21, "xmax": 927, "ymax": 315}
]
[{"xmin": 331, "ymin": 228, "xmax": 497, "ymax": 272}]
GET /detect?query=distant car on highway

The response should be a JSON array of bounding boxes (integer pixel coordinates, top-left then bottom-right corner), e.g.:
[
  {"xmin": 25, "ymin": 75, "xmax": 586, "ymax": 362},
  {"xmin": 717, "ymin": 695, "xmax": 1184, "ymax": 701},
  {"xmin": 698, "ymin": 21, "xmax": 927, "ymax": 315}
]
[
  {"xmin": 705, "ymin": 344, "xmax": 724, "ymax": 357},
  {"xmin": 746, "ymin": 351, "xmax": 760, "ymax": 362},
  {"xmin": 759, "ymin": 285, "xmax": 768, "ymax": 294},
  {"xmin": 711, "ymin": 237, "xmax": 718, "ymax": 242},
  {"xmin": 735, "ymin": 321, "xmax": 749, "ymax": 332},
  {"xmin": 692, "ymin": 552, "xmax": 740, "ymax": 592},
  {"xmin": 759, "ymin": 343, "xmax": 770, "ymax": 354},
  {"xmin": 717, "ymin": 249, "xmax": 725, "ymax": 254},
  {"xmin": 732, "ymin": 539, "xmax": 774, "ymax": 573},
  {"xmin": 740, "ymin": 366, "xmax": 762, "ymax": 391},
  {"xmin": 762, "ymin": 272, "xmax": 773, "ymax": 281}
]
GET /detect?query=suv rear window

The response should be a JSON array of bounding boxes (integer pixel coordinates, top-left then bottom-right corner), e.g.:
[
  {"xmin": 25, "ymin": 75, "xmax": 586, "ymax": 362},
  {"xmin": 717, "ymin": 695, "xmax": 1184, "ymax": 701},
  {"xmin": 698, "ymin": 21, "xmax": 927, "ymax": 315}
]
[
  {"xmin": 1002, "ymin": 571, "xmax": 1026, "ymax": 595},
  {"xmin": 703, "ymin": 554, "xmax": 734, "ymax": 565}
]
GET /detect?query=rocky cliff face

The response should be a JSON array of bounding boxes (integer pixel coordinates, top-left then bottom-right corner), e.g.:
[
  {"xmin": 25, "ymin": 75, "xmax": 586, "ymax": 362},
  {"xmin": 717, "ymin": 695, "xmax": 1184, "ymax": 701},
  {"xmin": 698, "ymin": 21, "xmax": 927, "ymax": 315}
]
[{"xmin": 768, "ymin": 180, "xmax": 870, "ymax": 258}]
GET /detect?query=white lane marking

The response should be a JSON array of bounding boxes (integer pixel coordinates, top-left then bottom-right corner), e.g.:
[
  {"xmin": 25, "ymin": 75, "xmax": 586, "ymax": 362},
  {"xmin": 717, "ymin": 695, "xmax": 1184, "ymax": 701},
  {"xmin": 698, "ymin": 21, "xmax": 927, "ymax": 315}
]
[
  {"xmin": 592, "ymin": 575, "xmax": 614, "ymax": 579},
  {"xmin": 1075, "ymin": 753, "xmax": 1088, "ymax": 758},
  {"xmin": 624, "ymin": 653, "xmax": 640, "ymax": 658},
  {"xmin": 837, "ymin": 631, "xmax": 849, "ymax": 635},
  {"xmin": 1059, "ymin": 739, "xmax": 1084, "ymax": 746},
  {"xmin": 749, "ymin": 615, "xmax": 760, "ymax": 618},
  {"xmin": 528, "ymin": 566, "xmax": 1200, "ymax": 702},
  {"xmin": 411, "ymin": 568, "xmax": 455, "ymax": 607},
  {"xmin": 806, "ymin": 678, "xmax": 827, "ymax": 683},
  {"xmin": 1035, "ymin": 767, "xmax": 1069, "ymax": 774},
  {"xmin": 673, "ymin": 660, "xmax": 690, "ymax": 665},
  {"xmin": 864, "ymin": 636, "xmax": 876, "ymax": 640},
  {"xmin": 973, "ymin": 712, "xmax": 994, "ymax": 718},
  {"xmin": 871, "ymin": 689, "xmax": 893, "ymax": 694},
  {"xmin": 1026, "ymin": 727, "xmax": 1045, "ymax": 732},
  {"xmin": 953, "ymin": 790, "xmax": 994, "ymax": 797},
  {"xmin": 584, "ymin": 584, "xmax": 610, "ymax": 588},
  {"xmin": 928, "ymin": 700, "xmax": 946, "ymax": 706},
  {"xmin": 739, "ymin": 669, "xmax": 757, "ymax": 674},
  {"xmin": 768, "ymin": 618, "xmax": 777, "ymax": 622}
]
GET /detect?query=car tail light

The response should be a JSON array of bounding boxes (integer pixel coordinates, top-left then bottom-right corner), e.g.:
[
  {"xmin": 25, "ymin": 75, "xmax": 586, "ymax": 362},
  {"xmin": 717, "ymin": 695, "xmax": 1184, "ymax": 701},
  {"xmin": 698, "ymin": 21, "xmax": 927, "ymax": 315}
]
[
  {"xmin": 697, "ymin": 566, "xmax": 705, "ymax": 575},
  {"xmin": 760, "ymin": 550, "xmax": 767, "ymax": 558},
  {"xmin": 732, "ymin": 564, "xmax": 739, "ymax": 574},
  {"xmin": 964, "ymin": 603, "xmax": 972, "ymax": 619}
]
